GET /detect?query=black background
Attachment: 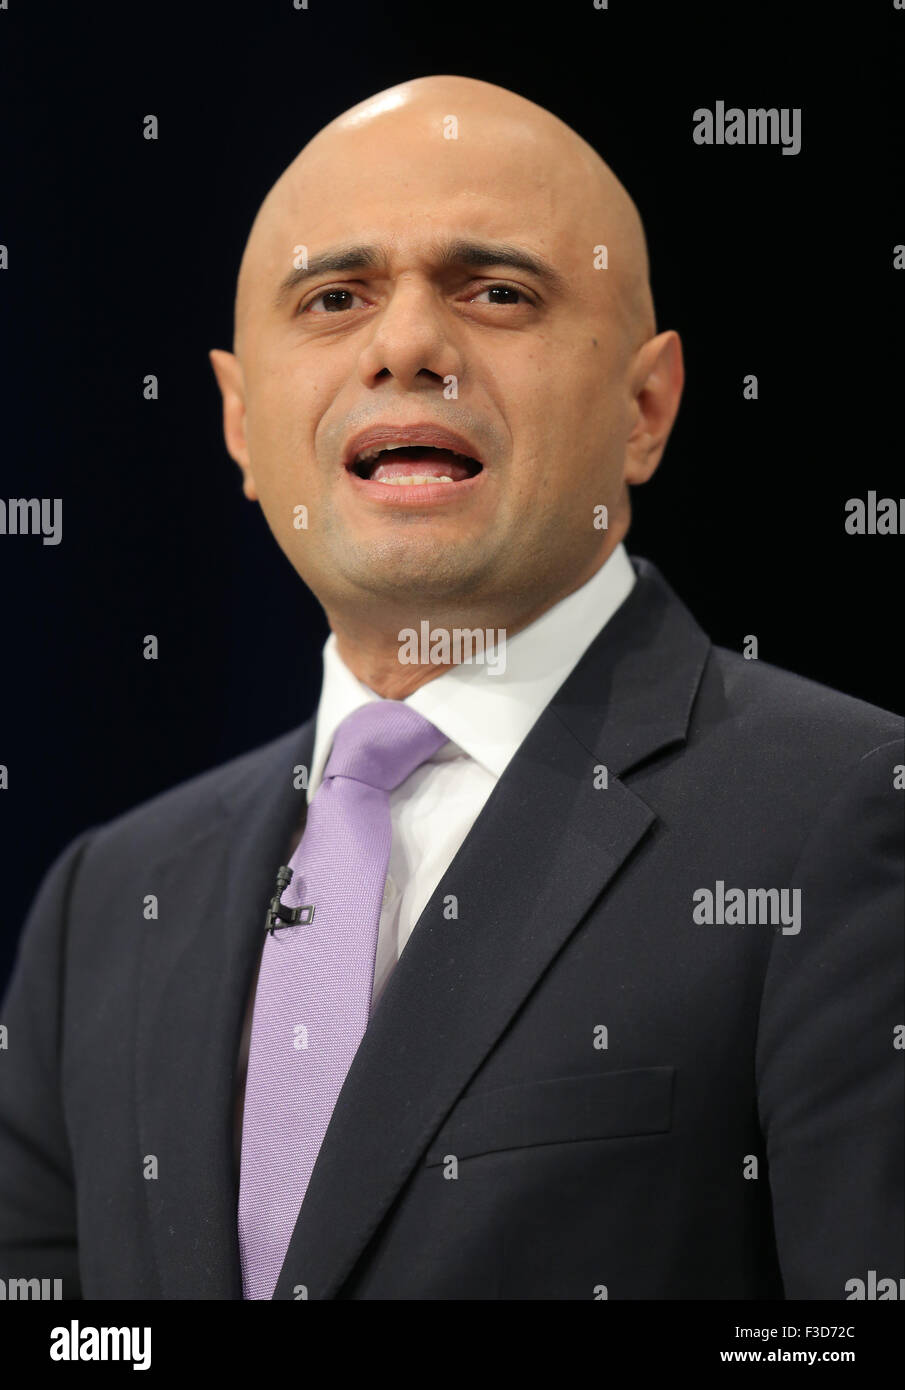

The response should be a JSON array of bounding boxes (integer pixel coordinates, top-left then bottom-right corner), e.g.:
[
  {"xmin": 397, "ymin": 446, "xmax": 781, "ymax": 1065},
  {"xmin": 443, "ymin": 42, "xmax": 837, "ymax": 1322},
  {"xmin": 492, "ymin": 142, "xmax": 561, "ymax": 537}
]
[{"xmin": 1, "ymin": 0, "xmax": 902, "ymax": 986}]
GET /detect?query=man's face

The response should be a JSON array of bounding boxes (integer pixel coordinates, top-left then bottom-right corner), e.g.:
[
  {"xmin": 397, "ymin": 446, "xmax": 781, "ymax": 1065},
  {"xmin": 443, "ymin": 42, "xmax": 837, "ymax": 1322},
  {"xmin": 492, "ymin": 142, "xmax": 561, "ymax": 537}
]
[{"xmin": 217, "ymin": 97, "xmax": 650, "ymax": 624}]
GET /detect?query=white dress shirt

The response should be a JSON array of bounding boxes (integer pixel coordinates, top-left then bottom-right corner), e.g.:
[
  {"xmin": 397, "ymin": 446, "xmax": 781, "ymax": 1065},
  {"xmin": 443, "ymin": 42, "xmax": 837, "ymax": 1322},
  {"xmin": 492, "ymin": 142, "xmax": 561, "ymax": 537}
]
[{"xmin": 308, "ymin": 541, "xmax": 636, "ymax": 1013}]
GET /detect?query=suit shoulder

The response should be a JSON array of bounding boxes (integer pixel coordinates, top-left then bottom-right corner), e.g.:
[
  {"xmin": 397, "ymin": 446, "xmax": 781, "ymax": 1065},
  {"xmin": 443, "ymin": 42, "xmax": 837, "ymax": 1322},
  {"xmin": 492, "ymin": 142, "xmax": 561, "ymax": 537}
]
[{"xmin": 705, "ymin": 645, "xmax": 903, "ymax": 760}]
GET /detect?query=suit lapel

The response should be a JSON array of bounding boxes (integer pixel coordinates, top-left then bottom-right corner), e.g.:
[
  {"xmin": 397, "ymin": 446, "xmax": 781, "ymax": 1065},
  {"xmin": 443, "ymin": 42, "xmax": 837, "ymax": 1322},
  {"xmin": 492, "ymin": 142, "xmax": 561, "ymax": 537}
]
[
  {"xmin": 273, "ymin": 557, "xmax": 711, "ymax": 1299},
  {"xmin": 135, "ymin": 718, "xmax": 315, "ymax": 1298}
]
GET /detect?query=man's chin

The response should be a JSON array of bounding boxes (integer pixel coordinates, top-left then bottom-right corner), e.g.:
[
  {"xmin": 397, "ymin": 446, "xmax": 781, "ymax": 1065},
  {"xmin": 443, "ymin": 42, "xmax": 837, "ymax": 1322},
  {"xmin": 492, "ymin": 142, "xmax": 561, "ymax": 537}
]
[{"xmin": 340, "ymin": 550, "xmax": 498, "ymax": 608}]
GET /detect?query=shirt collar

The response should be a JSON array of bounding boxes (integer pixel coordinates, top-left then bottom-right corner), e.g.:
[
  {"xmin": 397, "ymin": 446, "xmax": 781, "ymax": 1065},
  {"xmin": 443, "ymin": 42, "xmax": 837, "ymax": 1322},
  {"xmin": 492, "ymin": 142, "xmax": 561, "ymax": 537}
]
[{"xmin": 305, "ymin": 542, "xmax": 636, "ymax": 801}]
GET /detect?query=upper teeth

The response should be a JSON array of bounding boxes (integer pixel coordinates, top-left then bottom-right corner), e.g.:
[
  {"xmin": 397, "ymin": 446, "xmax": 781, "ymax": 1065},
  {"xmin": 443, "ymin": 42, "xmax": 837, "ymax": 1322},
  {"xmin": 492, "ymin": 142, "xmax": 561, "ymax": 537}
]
[
  {"xmin": 354, "ymin": 441, "xmax": 467, "ymax": 464},
  {"xmin": 376, "ymin": 475, "xmax": 455, "ymax": 485}
]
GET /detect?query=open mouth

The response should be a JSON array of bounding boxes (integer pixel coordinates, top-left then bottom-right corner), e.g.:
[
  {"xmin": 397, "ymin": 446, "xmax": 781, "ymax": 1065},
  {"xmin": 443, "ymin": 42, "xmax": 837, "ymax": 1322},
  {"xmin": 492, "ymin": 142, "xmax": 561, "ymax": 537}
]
[{"xmin": 349, "ymin": 444, "xmax": 484, "ymax": 485}]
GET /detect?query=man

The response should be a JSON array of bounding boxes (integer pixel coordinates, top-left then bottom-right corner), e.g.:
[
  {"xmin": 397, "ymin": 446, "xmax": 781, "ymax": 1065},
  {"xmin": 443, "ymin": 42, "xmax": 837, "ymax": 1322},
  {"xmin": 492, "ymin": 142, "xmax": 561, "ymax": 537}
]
[{"xmin": 0, "ymin": 75, "xmax": 901, "ymax": 1301}]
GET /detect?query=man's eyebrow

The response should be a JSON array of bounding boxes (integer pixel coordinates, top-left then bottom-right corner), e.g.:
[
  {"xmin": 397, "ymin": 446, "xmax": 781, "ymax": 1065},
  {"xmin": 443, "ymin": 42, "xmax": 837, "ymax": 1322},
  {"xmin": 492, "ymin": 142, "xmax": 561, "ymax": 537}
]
[
  {"xmin": 436, "ymin": 239, "xmax": 567, "ymax": 294},
  {"xmin": 273, "ymin": 246, "xmax": 382, "ymax": 309},
  {"xmin": 272, "ymin": 238, "xmax": 567, "ymax": 309}
]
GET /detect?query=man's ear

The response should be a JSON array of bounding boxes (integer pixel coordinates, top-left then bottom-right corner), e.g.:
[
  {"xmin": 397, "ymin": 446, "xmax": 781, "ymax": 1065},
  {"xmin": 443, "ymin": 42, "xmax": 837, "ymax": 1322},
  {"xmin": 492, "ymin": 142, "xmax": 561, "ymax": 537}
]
[
  {"xmin": 623, "ymin": 330, "xmax": 684, "ymax": 487},
  {"xmin": 209, "ymin": 348, "xmax": 258, "ymax": 501}
]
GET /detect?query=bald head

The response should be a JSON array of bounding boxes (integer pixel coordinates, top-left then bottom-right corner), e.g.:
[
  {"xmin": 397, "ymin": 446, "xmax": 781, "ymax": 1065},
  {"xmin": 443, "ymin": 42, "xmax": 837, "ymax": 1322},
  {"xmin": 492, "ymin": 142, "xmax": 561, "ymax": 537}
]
[
  {"xmin": 209, "ymin": 73, "xmax": 682, "ymax": 697},
  {"xmin": 233, "ymin": 75, "xmax": 655, "ymax": 359}
]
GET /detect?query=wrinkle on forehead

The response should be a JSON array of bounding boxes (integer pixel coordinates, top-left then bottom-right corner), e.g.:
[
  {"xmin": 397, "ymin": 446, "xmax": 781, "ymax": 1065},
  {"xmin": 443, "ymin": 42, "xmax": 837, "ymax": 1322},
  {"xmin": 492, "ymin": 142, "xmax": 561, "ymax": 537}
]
[{"xmin": 233, "ymin": 75, "xmax": 654, "ymax": 358}]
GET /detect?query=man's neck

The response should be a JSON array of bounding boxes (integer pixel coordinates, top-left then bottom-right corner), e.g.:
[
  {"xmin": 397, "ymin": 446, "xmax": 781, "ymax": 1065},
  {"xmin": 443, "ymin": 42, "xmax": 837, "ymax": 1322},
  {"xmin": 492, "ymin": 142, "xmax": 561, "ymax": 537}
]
[{"xmin": 328, "ymin": 542, "xmax": 624, "ymax": 699}]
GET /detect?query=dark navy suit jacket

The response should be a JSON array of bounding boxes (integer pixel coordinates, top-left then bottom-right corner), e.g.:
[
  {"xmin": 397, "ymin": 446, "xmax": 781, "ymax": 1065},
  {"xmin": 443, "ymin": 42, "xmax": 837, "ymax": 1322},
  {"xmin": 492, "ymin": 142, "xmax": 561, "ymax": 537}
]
[{"xmin": 1, "ymin": 556, "xmax": 902, "ymax": 1299}]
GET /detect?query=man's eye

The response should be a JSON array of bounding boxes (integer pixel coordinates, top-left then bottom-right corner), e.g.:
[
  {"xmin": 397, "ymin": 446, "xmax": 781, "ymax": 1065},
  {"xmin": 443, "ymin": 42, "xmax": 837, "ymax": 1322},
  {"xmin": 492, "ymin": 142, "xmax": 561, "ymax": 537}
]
[
  {"xmin": 470, "ymin": 284, "xmax": 530, "ymax": 305},
  {"xmin": 303, "ymin": 288, "xmax": 367, "ymax": 314}
]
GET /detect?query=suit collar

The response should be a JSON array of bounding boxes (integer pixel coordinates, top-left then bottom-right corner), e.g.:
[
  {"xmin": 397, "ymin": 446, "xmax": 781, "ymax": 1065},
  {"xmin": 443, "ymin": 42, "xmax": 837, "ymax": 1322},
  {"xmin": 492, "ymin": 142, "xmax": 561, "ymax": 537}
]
[
  {"xmin": 308, "ymin": 541, "xmax": 638, "ymax": 791},
  {"xmin": 549, "ymin": 554, "xmax": 711, "ymax": 777}
]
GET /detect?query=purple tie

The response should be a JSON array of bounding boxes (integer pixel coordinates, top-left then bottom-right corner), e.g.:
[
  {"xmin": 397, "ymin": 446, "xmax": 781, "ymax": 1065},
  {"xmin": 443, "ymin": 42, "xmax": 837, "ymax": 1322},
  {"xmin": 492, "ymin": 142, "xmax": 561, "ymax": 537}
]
[{"xmin": 237, "ymin": 699, "xmax": 447, "ymax": 1300}]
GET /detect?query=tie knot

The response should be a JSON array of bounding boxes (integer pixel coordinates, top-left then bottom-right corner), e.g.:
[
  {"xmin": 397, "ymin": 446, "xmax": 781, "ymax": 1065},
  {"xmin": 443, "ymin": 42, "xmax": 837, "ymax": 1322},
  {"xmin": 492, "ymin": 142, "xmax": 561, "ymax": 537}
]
[{"xmin": 323, "ymin": 700, "xmax": 447, "ymax": 793}]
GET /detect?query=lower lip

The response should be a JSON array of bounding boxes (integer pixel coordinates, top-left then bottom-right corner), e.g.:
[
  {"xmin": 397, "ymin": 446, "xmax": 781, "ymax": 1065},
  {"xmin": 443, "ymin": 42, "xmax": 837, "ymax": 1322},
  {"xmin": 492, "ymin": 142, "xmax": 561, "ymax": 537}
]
[{"xmin": 344, "ymin": 467, "xmax": 486, "ymax": 506}]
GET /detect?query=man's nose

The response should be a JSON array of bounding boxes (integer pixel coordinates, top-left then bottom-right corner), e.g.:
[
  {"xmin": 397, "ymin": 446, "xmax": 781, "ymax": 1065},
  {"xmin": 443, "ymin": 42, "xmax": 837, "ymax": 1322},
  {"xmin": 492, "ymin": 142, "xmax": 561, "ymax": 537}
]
[{"xmin": 356, "ymin": 279, "xmax": 462, "ymax": 390}]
